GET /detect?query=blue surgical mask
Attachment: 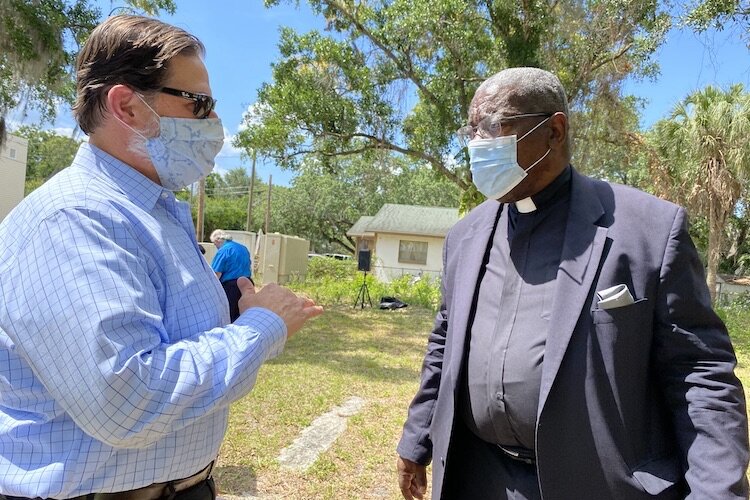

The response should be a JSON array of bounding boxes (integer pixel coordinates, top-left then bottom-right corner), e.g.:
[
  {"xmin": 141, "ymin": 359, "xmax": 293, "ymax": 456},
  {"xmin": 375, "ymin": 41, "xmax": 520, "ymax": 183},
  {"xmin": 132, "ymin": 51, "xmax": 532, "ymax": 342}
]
[
  {"xmin": 123, "ymin": 94, "xmax": 225, "ymax": 191},
  {"xmin": 469, "ymin": 117, "xmax": 551, "ymax": 200}
]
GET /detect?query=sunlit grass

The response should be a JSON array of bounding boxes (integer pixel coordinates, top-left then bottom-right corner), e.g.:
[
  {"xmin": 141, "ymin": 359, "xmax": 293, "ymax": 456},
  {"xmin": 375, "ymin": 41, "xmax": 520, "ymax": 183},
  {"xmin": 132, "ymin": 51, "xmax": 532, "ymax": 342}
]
[
  {"xmin": 214, "ymin": 305, "xmax": 432, "ymax": 499},
  {"xmin": 214, "ymin": 303, "xmax": 750, "ymax": 499}
]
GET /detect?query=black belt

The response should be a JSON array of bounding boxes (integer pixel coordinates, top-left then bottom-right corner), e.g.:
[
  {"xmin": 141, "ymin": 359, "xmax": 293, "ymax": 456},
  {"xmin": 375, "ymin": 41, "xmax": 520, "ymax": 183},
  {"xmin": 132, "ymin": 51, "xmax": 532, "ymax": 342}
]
[
  {"xmin": 497, "ymin": 444, "xmax": 536, "ymax": 465},
  {"xmin": 1, "ymin": 461, "xmax": 213, "ymax": 500}
]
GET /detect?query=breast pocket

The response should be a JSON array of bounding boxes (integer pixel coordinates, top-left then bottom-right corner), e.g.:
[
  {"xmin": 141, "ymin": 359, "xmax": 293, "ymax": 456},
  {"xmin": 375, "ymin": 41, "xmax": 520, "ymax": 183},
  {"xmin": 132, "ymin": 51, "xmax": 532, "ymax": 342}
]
[
  {"xmin": 590, "ymin": 298, "xmax": 654, "ymax": 391},
  {"xmin": 592, "ymin": 298, "xmax": 649, "ymax": 326}
]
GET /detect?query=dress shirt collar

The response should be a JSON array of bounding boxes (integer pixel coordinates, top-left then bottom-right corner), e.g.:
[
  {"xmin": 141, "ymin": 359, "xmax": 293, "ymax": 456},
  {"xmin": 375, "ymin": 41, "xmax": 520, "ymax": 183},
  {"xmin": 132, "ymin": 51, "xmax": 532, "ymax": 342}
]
[
  {"xmin": 511, "ymin": 165, "xmax": 572, "ymax": 215},
  {"xmin": 73, "ymin": 143, "xmax": 167, "ymax": 211}
]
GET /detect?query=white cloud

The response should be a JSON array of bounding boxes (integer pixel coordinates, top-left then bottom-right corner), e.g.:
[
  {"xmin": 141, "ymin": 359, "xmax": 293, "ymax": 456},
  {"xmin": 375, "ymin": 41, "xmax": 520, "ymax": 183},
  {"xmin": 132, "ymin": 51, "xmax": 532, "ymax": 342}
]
[
  {"xmin": 52, "ymin": 126, "xmax": 88, "ymax": 141},
  {"xmin": 238, "ymin": 101, "xmax": 271, "ymax": 131},
  {"xmin": 216, "ymin": 126, "xmax": 244, "ymax": 159},
  {"xmin": 5, "ymin": 120, "xmax": 88, "ymax": 142},
  {"xmin": 211, "ymin": 163, "xmax": 232, "ymax": 176}
]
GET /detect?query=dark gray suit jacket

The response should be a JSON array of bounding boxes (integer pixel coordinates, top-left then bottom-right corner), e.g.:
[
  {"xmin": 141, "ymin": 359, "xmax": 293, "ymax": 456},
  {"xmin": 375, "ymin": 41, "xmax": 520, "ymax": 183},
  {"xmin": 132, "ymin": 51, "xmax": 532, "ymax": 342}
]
[{"xmin": 397, "ymin": 169, "xmax": 749, "ymax": 499}]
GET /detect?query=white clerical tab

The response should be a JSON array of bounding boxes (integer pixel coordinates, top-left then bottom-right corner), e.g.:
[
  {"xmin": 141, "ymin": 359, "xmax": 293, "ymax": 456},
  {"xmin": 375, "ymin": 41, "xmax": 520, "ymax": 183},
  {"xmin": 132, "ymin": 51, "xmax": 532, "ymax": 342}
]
[{"xmin": 515, "ymin": 197, "xmax": 537, "ymax": 213}]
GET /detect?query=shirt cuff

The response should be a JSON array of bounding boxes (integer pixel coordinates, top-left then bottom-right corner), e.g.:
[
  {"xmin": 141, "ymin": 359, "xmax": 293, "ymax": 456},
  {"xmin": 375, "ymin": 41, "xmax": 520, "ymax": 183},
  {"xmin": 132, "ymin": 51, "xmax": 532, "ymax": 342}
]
[{"xmin": 234, "ymin": 307, "xmax": 287, "ymax": 359}]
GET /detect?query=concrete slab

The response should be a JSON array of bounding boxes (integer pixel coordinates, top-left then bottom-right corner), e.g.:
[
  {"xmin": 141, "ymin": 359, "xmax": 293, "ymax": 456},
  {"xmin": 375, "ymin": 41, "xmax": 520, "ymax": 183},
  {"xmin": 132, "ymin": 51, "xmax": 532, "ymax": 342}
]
[{"xmin": 277, "ymin": 396, "xmax": 366, "ymax": 471}]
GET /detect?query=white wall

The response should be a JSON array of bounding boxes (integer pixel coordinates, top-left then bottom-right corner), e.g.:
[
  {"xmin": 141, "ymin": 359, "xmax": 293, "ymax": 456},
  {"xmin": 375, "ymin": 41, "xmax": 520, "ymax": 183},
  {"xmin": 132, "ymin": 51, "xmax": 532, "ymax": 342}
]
[
  {"xmin": 0, "ymin": 135, "xmax": 28, "ymax": 222},
  {"xmin": 373, "ymin": 232, "xmax": 445, "ymax": 282},
  {"xmin": 716, "ymin": 281, "xmax": 750, "ymax": 305}
]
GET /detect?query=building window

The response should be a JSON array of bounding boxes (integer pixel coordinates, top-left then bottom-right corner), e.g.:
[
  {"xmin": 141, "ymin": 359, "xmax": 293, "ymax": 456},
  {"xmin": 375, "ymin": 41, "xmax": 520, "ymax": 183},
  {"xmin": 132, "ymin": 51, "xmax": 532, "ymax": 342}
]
[
  {"xmin": 398, "ymin": 240, "xmax": 428, "ymax": 265},
  {"xmin": 9, "ymin": 148, "xmax": 16, "ymax": 160}
]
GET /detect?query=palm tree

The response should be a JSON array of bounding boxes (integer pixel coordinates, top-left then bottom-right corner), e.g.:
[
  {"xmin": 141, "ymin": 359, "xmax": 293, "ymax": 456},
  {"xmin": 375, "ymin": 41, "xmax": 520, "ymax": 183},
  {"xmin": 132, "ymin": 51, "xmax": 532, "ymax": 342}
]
[{"xmin": 652, "ymin": 84, "xmax": 750, "ymax": 303}]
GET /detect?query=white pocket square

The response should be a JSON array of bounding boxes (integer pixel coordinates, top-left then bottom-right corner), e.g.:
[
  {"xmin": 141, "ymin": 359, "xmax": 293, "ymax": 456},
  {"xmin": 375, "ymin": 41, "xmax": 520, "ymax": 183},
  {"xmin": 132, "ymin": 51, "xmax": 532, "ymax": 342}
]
[{"xmin": 596, "ymin": 284, "xmax": 635, "ymax": 310}]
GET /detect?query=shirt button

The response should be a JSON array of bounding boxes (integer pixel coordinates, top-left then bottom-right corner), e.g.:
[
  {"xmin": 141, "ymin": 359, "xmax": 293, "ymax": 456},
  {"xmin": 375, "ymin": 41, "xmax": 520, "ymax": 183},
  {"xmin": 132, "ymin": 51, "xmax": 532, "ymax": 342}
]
[
  {"xmin": 161, "ymin": 192, "xmax": 169, "ymax": 199},
  {"xmin": 495, "ymin": 392, "xmax": 503, "ymax": 402}
]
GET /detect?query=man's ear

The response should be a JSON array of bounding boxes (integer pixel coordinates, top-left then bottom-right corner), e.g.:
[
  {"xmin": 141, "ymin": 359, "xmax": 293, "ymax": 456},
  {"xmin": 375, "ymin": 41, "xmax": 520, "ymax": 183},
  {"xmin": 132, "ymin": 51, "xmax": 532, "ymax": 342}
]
[
  {"xmin": 105, "ymin": 85, "xmax": 138, "ymax": 125},
  {"xmin": 105, "ymin": 85, "xmax": 159, "ymax": 136},
  {"xmin": 548, "ymin": 112, "xmax": 568, "ymax": 150}
]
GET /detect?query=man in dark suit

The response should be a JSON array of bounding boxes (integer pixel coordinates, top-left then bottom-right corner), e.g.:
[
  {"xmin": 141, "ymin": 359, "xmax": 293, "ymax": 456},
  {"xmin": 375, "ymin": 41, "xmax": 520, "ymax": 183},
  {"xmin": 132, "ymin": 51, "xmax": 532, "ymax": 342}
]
[{"xmin": 396, "ymin": 67, "xmax": 749, "ymax": 500}]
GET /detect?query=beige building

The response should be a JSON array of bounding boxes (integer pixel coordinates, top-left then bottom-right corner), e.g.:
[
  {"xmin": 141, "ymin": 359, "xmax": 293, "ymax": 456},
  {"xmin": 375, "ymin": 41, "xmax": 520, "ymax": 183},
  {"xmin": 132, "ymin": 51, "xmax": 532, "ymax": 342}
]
[
  {"xmin": 347, "ymin": 204, "xmax": 459, "ymax": 282},
  {"xmin": 0, "ymin": 134, "xmax": 28, "ymax": 222},
  {"xmin": 199, "ymin": 230, "xmax": 310, "ymax": 285}
]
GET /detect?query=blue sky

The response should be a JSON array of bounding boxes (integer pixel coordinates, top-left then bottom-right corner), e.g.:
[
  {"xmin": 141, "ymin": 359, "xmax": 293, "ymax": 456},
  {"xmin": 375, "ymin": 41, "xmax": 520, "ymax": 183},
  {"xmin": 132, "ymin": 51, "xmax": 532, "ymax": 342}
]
[
  {"xmin": 9, "ymin": 1, "xmax": 750, "ymax": 186},
  {"xmin": 624, "ymin": 23, "xmax": 750, "ymax": 127}
]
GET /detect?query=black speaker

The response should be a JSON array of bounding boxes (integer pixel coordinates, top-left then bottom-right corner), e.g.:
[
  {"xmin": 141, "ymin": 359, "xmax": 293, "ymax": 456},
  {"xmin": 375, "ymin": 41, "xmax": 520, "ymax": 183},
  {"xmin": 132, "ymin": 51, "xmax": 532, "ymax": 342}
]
[{"xmin": 357, "ymin": 249, "xmax": 371, "ymax": 272}]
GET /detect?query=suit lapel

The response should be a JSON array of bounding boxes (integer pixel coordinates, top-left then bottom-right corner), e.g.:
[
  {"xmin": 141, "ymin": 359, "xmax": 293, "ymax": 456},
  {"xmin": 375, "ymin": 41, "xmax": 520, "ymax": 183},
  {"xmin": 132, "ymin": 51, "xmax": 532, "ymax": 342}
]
[
  {"xmin": 538, "ymin": 171, "xmax": 608, "ymax": 415},
  {"xmin": 447, "ymin": 202, "xmax": 504, "ymax": 378}
]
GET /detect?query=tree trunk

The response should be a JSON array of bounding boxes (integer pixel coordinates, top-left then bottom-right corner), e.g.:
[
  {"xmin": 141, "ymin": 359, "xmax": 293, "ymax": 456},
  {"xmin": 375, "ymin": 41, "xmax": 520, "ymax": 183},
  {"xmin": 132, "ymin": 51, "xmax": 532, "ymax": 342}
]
[
  {"xmin": 707, "ymin": 197, "xmax": 720, "ymax": 305},
  {"xmin": 705, "ymin": 157, "xmax": 725, "ymax": 306}
]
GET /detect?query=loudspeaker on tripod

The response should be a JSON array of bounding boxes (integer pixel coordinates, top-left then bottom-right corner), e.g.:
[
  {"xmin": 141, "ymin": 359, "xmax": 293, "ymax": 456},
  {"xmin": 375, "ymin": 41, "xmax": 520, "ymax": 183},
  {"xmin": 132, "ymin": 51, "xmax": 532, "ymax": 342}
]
[{"xmin": 357, "ymin": 249, "xmax": 371, "ymax": 272}]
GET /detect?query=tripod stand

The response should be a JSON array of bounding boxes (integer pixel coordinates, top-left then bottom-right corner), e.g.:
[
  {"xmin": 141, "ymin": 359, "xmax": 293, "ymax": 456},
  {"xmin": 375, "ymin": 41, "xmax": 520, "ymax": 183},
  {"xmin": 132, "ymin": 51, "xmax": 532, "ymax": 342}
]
[{"xmin": 353, "ymin": 271, "xmax": 373, "ymax": 309}]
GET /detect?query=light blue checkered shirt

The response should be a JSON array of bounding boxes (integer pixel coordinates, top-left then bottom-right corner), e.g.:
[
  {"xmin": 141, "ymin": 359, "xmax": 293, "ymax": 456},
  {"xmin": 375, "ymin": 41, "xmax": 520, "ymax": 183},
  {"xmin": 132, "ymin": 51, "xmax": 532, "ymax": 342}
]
[{"xmin": 0, "ymin": 144, "xmax": 286, "ymax": 497}]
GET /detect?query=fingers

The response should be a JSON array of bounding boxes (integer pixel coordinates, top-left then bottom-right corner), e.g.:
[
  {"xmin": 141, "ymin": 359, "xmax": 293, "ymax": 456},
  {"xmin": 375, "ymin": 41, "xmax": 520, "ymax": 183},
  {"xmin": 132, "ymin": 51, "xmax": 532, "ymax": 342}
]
[
  {"xmin": 398, "ymin": 472, "xmax": 415, "ymax": 500},
  {"xmin": 411, "ymin": 479, "xmax": 426, "ymax": 499},
  {"xmin": 397, "ymin": 457, "xmax": 426, "ymax": 500},
  {"xmin": 238, "ymin": 283, "xmax": 323, "ymax": 336},
  {"xmin": 302, "ymin": 297, "xmax": 316, "ymax": 307},
  {"xmin": 303, "ymin": 303, "xmax": 324, "ymax": 320},
  {"xmin": 237, "ymin": 276, "xmax": 255, "ymax": 295}
]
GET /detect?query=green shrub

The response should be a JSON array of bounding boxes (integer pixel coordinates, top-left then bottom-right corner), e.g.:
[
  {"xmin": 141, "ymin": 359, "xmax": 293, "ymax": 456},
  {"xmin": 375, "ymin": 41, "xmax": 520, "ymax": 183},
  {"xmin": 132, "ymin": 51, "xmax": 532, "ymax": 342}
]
[
  {"xmin": 290, "ymin": 263, "xmax": 441, "ymax": 311},
  {"xmin": 729, "ymin": 291, "xmax": 750, "ymax": 310},
  {"xmin": 305, "ymin": 257, "xmax": 357, "ymax": 280}
]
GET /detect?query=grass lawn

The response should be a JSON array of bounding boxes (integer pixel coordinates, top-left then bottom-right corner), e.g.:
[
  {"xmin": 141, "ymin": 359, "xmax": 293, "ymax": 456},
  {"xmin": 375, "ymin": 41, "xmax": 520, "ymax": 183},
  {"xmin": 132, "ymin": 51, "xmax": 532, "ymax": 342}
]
[
  {"xmin": 720, "ymin": 307, "xmax": 750, "ymax": 413},
  {"xmin": 213, "ymin": 304, "xmax": 750, "ymax": 499},
  {"xmin": 214, "ymin": 305, "xmax": 433, "ymax": 499}
]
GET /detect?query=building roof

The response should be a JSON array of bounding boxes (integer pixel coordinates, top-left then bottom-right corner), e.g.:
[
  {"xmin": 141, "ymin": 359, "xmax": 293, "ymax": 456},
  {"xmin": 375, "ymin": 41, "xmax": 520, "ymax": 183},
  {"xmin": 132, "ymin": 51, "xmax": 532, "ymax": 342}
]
[
  {"xmin": 348, "ymin": 204, "xmax": 459, "ymax": 238},
  {"xmin": 346, "ymin": 216, "xmax": 375, "ymax": 237}
]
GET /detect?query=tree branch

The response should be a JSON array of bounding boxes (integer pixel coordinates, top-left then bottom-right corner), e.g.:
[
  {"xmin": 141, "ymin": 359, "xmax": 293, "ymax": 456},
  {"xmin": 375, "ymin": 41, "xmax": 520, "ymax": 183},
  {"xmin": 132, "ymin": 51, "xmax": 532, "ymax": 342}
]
[
  {"xmin": 321, "ymin": 0, "xmax": 441, "ymax": 108},
  {"xmin": 281, "ymin": 146, "xmax": 372, "ymax": 161},
  {"xmin": 323, "ymin": 130, "xmax": 470, "ymax": 190},
  {"xmin": 329, "ymin": 233, "xmax": 355, "ymax": 252},
  {"xmin": 284, "ymin": 127, "xmax": 470, "ymax": 191},
  {"xmin": 589, "ymin": 41, "xmax": 634, "ymax": 74},
  {"xmin": 483, "ymin": 0, "xmax": 499, "ymax": 34}
]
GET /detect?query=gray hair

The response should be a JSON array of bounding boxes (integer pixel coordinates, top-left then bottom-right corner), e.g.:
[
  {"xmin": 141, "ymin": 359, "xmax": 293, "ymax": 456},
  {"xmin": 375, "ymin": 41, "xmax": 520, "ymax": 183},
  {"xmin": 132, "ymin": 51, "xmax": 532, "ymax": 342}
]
[
  {"xmin": 475, "ymin": 67, "xmax": 569, "ymax": 117},
  {"xmin": 210, "ymin": 229, "xmax": 232, "ymax": 242}
]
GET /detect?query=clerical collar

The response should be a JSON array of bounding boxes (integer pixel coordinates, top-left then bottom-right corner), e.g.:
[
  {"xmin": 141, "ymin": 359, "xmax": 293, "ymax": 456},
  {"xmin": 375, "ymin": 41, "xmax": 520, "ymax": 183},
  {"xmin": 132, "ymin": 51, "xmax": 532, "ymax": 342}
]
[{"xmin": 512, "ymin": 165, "xmax": 572, "ymax": 214}]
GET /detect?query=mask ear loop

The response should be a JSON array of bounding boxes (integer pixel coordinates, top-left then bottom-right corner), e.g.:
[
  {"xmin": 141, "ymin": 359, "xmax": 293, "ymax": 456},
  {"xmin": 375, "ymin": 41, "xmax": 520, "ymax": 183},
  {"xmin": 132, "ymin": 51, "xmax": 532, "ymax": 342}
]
[
  {"xmin": 114, "ymin": 92, "xmax": 160, "ymax": 140},
  {"xmin": 516, "ymin": 115, "xmax": 553, "ymax": 174},
  {"xmin": 524, "ymin": 148, "xmax": 551, "ymax": 174},
  {"xmin": 114, "ymin": 114, "xmax": 148, "ymax": 141},
  {"xmin": 517, "ymin": 115, "xmax": 552, "ymax": 143}
]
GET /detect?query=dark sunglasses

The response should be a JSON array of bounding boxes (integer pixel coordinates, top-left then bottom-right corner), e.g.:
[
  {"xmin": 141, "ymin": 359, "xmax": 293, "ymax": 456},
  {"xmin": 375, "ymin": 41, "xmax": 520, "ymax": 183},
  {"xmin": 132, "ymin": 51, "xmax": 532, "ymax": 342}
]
[{"xmin": 160, "ymin": 87, "xmax": 217, "ymax": 119}]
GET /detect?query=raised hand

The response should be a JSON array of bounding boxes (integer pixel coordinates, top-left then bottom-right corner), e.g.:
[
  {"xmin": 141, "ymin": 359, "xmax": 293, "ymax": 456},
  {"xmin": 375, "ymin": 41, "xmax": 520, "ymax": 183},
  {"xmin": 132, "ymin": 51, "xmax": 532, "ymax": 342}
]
[{"xmin": 237, "ymin": 277, "xmax": 323, "ymax": 337}]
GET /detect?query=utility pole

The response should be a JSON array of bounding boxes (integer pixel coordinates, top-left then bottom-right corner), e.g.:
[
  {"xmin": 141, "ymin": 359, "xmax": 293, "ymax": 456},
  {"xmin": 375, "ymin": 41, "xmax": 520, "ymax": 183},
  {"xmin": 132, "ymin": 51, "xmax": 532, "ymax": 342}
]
[
  {"xmin": 264, "ymin": 174, "xmax": 272, "ymax": 234},
  {"xmin": 196, "ymin": 176, "xmax": 206, "ymax": 242},
  {"xmin": 246, "ymin": 150, "xmax": 256, "ymax": 232}
]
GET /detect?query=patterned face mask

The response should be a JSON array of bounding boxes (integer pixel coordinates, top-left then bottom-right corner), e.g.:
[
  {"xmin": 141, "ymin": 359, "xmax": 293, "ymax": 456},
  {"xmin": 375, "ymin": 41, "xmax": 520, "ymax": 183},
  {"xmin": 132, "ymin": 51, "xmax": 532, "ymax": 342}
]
[{"xmin": 124, "ymin": 94, "xmax": 225, "ymax": 191}]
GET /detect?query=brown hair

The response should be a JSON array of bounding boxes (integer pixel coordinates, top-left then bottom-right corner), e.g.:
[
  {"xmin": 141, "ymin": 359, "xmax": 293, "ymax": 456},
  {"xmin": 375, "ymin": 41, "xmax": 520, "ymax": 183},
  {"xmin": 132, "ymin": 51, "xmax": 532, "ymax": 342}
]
[{"xmin": 73, "ymin": 15, "xmax": 204, "ymax": 134}]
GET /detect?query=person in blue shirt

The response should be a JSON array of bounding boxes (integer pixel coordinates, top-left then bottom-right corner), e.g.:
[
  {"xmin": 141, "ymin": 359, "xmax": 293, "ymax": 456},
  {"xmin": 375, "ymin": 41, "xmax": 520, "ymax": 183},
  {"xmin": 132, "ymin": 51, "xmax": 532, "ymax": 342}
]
[
  {"xmin": 210, "ymin": 229, "xmax": 253, "ymax": 321},
  {"xmin": 0, "ymin": 14, "xmax": 322, "ymax": 500}
]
